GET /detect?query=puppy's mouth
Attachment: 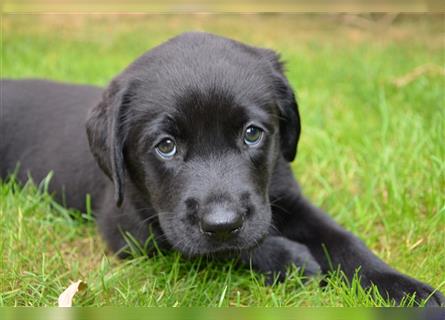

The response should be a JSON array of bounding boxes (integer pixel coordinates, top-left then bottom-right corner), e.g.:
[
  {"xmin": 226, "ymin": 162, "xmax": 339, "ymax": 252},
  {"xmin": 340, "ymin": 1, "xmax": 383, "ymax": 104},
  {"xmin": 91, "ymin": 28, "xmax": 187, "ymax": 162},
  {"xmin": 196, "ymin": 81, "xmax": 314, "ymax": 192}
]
[{"xmin": 171, "ymin": 229, "xmax": 269, "ymax": 258}]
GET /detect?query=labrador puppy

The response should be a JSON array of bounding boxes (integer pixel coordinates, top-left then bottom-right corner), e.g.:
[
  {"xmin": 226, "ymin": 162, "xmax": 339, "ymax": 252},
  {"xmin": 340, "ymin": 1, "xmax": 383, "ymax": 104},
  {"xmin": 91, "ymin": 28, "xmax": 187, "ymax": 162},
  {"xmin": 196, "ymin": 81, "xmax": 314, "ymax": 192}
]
[{"xmin": 1, "ymin": 32, "xmax": 443, "ymax": 306}]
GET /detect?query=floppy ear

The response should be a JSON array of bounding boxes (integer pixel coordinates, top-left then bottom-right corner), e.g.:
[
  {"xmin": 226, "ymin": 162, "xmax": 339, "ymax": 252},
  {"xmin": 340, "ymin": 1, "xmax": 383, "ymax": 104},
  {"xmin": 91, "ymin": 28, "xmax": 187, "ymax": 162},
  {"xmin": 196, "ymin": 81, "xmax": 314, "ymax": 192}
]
[
  {"xmin": 86, "ymin": 79, "xmax": 132, "ymax": 207},
  {"xmin": 275, "ymin": 75, "xmax": 301, "ymax": 162},
  {"xmin": 263, "ymin": 50, "xmax": 301, "ymax": 162}
]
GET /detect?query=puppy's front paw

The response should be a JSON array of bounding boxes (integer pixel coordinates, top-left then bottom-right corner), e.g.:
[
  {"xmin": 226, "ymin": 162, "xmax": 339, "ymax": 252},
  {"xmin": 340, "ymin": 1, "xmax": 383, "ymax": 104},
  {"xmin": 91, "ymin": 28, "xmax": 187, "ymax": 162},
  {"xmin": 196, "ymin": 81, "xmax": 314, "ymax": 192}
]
[
  {"xmin": 241, "ymin": 236, "xmax": 321, "ymax": 285},
  {"xmin": 367, "ymin": 271, "xmax": 445, "ymax": 306}
]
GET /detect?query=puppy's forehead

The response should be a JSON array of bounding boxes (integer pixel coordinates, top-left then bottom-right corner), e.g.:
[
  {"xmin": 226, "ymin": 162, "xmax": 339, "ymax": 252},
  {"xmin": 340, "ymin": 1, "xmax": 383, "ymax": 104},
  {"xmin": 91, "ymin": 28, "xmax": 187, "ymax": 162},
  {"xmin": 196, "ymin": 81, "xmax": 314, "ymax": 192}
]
[
  {"xmin": 149, "ymin": 56, "xmax": 275, "ymax": 112},
  {"xmin": 173, "ymin": 86, "xmax": 272, "ymax": 131}
]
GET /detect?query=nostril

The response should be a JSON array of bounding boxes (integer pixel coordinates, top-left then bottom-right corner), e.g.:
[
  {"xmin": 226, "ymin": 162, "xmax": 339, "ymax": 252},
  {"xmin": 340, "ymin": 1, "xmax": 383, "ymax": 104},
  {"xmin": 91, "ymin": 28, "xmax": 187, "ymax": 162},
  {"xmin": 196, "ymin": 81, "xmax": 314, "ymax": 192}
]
[
  {"xmin": 185, "ymin": 198, "xmax": 199, "ymax": 211},
  {"xmin": 200, "ymin": 208, "xmax": 243, "ymax": 238},
  {"xmin": 245, "ymin": 206, "xmax": 253, "ymax": 217}
]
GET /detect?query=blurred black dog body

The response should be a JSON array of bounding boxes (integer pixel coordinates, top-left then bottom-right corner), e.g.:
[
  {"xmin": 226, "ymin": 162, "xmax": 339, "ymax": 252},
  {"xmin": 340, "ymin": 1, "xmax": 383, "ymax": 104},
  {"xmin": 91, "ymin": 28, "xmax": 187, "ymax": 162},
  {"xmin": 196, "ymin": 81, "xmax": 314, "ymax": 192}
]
[{"xmin": 1, "ymin": 32, "xmax": 443, "ymax": 305}]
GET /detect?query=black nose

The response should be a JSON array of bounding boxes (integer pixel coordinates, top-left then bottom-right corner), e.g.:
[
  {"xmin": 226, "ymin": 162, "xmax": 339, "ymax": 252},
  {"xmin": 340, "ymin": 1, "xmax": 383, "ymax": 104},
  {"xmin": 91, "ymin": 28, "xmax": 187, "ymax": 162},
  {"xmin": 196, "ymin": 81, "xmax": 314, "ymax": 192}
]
[{"xmin": 200, "ymin": 208, "xmax": 243, "ymax": 240}]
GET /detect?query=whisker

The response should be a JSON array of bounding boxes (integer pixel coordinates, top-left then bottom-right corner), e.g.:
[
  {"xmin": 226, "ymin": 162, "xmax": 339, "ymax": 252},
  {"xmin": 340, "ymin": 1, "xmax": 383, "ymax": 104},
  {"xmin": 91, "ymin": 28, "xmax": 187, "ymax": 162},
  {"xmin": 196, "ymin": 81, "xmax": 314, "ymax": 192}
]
[
  {"xmin": 270, "ymin": 202, "xmax": 291, "ymax": 215},
  {"xmin": 269, "ymin": 194, "xmax": 288, "ymax": 205}
]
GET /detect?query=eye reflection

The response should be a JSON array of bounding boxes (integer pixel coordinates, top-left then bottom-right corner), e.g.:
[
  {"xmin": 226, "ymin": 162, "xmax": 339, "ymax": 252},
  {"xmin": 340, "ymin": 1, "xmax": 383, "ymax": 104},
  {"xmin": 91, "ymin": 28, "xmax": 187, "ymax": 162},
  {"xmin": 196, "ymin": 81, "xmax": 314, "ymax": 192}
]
[{"xmin": 244, "ymin": 126, "xmax": 263, "ymax": 146}]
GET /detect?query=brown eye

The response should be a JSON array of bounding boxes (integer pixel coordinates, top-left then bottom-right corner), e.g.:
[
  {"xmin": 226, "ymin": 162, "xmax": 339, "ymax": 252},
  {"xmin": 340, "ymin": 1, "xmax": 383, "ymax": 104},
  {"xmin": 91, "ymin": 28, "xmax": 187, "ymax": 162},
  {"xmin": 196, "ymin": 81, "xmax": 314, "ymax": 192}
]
[
  {"xmin": 155, "ymin": 138, "xmax": 176, "ymax": 159},
  {"xmin": 244, "ymin": 126, "xmax": 263, "ymax": 146}
]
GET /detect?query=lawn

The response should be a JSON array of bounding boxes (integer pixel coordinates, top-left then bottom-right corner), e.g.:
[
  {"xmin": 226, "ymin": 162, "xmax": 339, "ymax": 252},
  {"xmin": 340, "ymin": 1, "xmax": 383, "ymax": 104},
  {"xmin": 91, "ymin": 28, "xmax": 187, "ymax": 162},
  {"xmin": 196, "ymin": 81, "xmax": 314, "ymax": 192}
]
[{"xmin": 1, "ymin": 13, "xmax": 444, "ymax": 306}]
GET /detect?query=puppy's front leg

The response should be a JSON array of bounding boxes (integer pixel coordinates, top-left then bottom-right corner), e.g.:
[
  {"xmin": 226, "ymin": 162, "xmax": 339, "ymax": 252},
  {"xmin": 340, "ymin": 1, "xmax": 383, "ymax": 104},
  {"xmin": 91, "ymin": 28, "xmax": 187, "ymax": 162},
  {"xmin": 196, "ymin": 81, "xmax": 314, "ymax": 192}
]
[
  {"xmin": 270, "ymin": 165, "xmax": 444, "ymax": 305},
  {"xmin": 240, "ymin": 236, "xmax": 321, "ymax": 285}
]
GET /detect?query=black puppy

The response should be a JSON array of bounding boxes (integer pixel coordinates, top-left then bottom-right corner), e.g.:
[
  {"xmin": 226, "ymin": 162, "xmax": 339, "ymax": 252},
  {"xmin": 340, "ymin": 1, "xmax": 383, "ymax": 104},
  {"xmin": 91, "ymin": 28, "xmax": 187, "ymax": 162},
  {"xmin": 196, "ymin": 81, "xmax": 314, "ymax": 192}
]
[{"xmin": 1, "ymin": 32, "xmax": 443, "ymax": 306}]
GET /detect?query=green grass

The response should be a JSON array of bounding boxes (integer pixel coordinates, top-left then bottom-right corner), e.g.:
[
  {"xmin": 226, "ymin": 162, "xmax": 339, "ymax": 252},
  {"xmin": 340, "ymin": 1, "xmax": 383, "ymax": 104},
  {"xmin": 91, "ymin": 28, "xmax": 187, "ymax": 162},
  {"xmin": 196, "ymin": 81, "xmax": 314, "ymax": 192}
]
[{"xmin": 1, "ymin": 14, "xmax": 444, "ymax": 306}]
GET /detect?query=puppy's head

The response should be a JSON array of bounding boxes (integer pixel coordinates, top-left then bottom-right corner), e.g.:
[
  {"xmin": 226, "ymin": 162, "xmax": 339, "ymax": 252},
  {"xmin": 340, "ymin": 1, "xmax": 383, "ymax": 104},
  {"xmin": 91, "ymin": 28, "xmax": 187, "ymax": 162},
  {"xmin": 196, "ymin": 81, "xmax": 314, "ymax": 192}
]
[{"xmin": 86, "ymin": 32, "xmax": 300, "ymax": 256}]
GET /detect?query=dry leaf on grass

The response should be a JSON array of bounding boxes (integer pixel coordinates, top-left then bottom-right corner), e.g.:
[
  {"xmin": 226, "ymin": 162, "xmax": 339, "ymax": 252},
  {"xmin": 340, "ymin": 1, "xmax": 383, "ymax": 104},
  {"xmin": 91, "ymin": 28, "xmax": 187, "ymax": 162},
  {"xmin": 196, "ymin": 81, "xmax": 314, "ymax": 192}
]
[
  {"xmin": 392, "ymin": 64, "xmax": 445, "ymax": 88},
  {"xmin": 58, "ymin": 280, "xmax": 87, "ymax": 307}
]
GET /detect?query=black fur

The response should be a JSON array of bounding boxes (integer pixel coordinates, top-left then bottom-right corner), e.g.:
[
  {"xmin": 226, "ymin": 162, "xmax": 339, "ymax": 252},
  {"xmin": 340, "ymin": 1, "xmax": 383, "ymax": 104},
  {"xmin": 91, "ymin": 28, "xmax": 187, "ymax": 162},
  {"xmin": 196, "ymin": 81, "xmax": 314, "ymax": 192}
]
[{"xmin": 1, "ymin": 32, "xmax": 443, "ymax": 306}]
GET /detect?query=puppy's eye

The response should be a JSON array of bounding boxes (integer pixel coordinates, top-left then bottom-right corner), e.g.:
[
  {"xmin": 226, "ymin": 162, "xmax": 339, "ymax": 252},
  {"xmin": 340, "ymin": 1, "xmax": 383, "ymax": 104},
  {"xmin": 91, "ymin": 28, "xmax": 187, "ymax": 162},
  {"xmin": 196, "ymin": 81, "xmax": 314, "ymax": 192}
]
[
  {"xmin": 155, "ymin": 138, "xmax": 177, "ymax": 159},
  {"xmin": 244, "ymin": 126, "xmax": 263, "ymax": 146}
]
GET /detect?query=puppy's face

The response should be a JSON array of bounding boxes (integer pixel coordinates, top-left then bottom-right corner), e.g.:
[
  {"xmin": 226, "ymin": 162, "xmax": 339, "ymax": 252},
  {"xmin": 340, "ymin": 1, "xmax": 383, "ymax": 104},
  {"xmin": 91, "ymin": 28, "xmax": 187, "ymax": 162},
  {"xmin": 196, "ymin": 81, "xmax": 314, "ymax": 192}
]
[
  {"xmin": 87, "ymin": 32, "xmax": 300, "ymax": 256},
  {"xmin": 126, "ymin": 86, "xmax": 279, "ymax": 255}
]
